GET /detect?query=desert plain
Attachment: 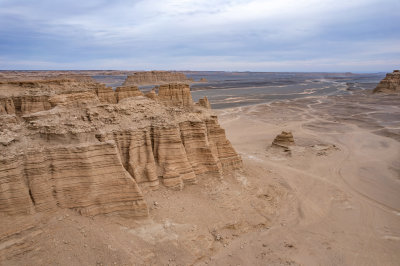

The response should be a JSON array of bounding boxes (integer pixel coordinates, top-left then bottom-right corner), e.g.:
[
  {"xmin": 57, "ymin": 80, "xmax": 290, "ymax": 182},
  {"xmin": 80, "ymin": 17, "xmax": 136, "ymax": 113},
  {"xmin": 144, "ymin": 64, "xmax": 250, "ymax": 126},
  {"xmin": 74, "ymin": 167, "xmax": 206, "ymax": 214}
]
[{"xmin": 0, "ymin": 71, "xmax": 399, "ymax": 266}]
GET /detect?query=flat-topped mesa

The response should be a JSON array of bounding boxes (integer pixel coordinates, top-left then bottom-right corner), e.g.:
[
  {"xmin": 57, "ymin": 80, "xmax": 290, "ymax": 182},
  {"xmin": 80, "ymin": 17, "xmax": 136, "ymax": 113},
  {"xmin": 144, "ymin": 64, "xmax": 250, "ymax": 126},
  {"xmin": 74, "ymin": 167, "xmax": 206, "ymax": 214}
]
[
  {"xmin": 0, "ymin": 79, "xmax": 120, "ymax": 115},
  {"xmin": 0, "ymin": 72, "xmax": 95, "ymax": 82},
  {"xmin": 272, "ymin": 131, "xmax": 295, "ymax": 148},
  {"xmin": 115, "ymin": 85, "xmax": 144, "ymax": 102},
  {"xmin": 123, "ymin": 71, "xmax": 192, "ymax": 86},
  {"xmin": 0, "ymin": 77, "xmax": 242, "ymax": 221},
  {"xmin": 46, "ymin": 74, "xmax": 95, "ymax": 83},
  {"xmin": 158, "ymin": 83, "xmax": 194, "ymax": 107},
  {"xmin": 373, "ymin": 70, "xmax": 400, "ymax": 93}
]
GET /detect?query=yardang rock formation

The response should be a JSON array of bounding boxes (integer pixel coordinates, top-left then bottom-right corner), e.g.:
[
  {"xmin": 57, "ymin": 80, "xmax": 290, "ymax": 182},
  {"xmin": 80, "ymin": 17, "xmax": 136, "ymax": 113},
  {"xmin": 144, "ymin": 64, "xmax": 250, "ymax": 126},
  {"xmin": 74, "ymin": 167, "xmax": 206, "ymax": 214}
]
[
  {"xmin": 272, "ymin": 131, "xmax": 295, "ymax": 149},
  {"xmin": 373, "ymin": 70, "xmax": 400, "ymax": 93},
  {"xmin": 0, "ymin": 77, "xmax": 242, "ymax": 221},
  {"xmin": 122, "ymin": 71, "xmax": 192, "ymax": 86}
]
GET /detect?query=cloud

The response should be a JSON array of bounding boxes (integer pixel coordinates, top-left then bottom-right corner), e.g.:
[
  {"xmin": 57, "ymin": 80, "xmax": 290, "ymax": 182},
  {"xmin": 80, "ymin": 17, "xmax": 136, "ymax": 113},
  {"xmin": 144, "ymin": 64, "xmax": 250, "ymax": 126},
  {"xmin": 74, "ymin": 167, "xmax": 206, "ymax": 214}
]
[{"xmin": 0, "ymin": 0, "xmax": 399, "ymax": 71}]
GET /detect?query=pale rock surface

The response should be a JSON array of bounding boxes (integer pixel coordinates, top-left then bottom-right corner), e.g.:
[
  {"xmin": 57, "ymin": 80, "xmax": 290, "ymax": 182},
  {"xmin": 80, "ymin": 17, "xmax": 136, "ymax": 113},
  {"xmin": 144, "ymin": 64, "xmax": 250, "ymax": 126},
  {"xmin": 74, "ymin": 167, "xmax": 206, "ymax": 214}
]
[{"xmin": 0, "ymin": 142, "xmax": 147, "ymax": 217}]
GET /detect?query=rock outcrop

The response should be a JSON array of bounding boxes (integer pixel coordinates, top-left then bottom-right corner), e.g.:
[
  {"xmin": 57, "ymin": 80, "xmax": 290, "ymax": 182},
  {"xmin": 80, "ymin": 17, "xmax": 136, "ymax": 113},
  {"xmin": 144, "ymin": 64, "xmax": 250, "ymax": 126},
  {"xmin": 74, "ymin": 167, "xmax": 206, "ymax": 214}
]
[
  {"xmin": 0, "ymin": 98, "xmax": 16, "ymax": 114},
  {"xmin": 272, "ymin": 131, "xmax": 295, "ymax": 148},
  {"xmin": 0, "ymin": 79, "xmax": 116, "ymax": 115},
  {"xmin": 0, "ymin": 77, "xmax": 241, "ymax": 222},
  {"xmin": 145, "ymin": 89, "xmax": 158, "ymax": 101},
  {"xmin": 199, "ymin": 78, "xmax": 208, "ymax": 82},
  {"xmin": 95, "ymin": 85, "xmax": 117, "ymax": 103},
  {"xmin": 123, "ymin": 71, "xmax": 192, "ymax": 86},
  {"xmin": 373, "ymin": 70, "xmax": 400, "ymax": 93},
  {"xmin": 0, "ymin": 142, "xmax": 147, "ymax": 217},
  {"xmin": 198, "ymin": 96, "xmax": 211, "ymax": 109},
  {"xmin": 115, "ymin": 86, "xmax": 144, "ymax": 102},
  {"xmin": 158, "ymin": 83, "xmax": 193, "ymax": 107}
]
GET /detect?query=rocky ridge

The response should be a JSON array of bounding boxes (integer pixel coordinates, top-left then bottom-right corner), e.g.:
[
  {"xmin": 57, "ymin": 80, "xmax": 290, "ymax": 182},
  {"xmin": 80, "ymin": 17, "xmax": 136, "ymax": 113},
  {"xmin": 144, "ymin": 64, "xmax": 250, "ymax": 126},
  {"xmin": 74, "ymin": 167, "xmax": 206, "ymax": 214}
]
[
  {"xmin": 123, "ymin": 71, "xmax": 192, "ymax": 86},
  {"xmin": 373, "ymin": 70, "xmax": 400, "ymax": 93}
]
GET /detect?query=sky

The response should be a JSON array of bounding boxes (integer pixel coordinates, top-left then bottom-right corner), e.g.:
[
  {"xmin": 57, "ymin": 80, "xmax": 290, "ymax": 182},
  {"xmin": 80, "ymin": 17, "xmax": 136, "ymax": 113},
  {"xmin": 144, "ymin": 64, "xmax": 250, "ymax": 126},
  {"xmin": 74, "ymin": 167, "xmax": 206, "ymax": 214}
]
[{"xmin": 0, "ymin": 0, "xmax": 399, "ymax": 72}]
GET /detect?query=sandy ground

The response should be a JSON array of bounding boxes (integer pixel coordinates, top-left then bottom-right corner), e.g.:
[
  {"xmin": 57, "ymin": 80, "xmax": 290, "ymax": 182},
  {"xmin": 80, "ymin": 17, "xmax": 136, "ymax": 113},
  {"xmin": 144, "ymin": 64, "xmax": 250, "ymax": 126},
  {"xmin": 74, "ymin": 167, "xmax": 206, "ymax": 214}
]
[
  {"xmin": 206, "ymin": 91, "xmax": 400, "ymax": 266},
  {"xmin": 2, "ymin": 91, "xmax": 399, "ymax": 265}
]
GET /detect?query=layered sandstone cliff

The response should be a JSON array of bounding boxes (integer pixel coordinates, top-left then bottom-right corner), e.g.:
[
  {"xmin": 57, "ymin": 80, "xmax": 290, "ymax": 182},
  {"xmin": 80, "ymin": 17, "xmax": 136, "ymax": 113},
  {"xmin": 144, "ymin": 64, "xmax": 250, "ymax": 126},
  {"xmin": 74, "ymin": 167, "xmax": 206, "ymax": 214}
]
[
  {"xmin": 0, "ymin": 78, "xmax": 242, "ymax": 222},
  {"xmin": 123, "ymin": 71, "xmax": 191, "ymax": 86},
  {"xmin": 115, "ymin": 86, "xmax": 144, "ymax": 102},
  {"xmin": 373, "ymin": 70, "xmax": 400, "ymax": 93},
  {"xmin": 0, "ymin": 79, "xmax": 115, "ymax": 115},
  {"xmin": 158, "ymin": 83, "xmax": 193, "ymax": 107}
]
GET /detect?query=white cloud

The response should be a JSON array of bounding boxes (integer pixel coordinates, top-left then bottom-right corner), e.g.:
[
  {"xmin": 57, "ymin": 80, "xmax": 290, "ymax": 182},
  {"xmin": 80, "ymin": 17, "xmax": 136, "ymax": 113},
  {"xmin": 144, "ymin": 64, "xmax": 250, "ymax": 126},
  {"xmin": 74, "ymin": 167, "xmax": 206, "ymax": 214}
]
[{"xmin": 0, "ymin": 0, "xmax": 399, "ymax": 70}]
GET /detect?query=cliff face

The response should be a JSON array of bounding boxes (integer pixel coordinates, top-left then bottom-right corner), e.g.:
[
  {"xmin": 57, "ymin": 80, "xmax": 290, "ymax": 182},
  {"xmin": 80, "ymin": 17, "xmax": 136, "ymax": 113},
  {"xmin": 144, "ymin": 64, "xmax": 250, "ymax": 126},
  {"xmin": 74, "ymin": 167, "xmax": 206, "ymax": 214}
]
[
  {"xmin": 0, "ymin": 79, "xmax": 115, "ymax": 115},
  {"xmin": 373, "ymin": 70, "xmax": 400, "ymax": 93},
  {"xmin": 0, "ymin": 142, "xmax": 147, "ymax": 217},
  {"xmin": 123, "ymin": 71, "xmax": 191, "ymax": 86},
  {"xmin": 0, "ymin": 78, "xmax": 242, "ymax": 222},
  {"xmin": 115, "ymin": 86, "xmax": 143, "ymax": 102},
  {"xmin": 158, "ymin": 83, "xmax": 193, "ymax": 107},
  {"xmin": 198, "ymin": 96, "xmax": 211, "ymax": 109}
]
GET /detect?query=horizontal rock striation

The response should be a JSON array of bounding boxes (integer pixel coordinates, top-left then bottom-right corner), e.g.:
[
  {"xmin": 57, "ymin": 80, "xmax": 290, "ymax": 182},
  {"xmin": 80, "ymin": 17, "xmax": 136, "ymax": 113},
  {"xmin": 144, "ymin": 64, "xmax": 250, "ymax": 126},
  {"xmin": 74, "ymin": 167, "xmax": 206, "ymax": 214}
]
[
  {"xmin": 106, "ymin": 130, "xmax": 159, "ymax": 191},
  {"xmin": 123, "ymin": 71, "xmax": 192, "ymax": 86},
  {"xmin": 95, "ymin": 85, "xmax": 117, "ymax": 103},
  {"xmin": 0, "ymin": 142, "xmax": 147, "ymax": 217},
  {"xmin": 0, "ymin": 79, "xmax": 116, "ymax": 115},
  {"xmin": 179, "ymin": 121, "xmax": 222, "ymax": 177},
  {"xmin": 373, "ymin": 70, "xmax": 400, "ymax": 93},
  {"xmin": 205, "ymin": 118, "xmax": 243, "ymax": 170},
  {"xmin": 158, "ymin": 83, "xmax": 194, "ymax": 107},
  {"xmin": 272, "ymin": 131, "xmax": 295, "ymax": 148},
  {"xmin": 115, "ymin": 86, "xmax": 144, "ymax": 102},
  {"xmin": 0, "ymin": 78, "xmax": 242, "ymax": 221}
]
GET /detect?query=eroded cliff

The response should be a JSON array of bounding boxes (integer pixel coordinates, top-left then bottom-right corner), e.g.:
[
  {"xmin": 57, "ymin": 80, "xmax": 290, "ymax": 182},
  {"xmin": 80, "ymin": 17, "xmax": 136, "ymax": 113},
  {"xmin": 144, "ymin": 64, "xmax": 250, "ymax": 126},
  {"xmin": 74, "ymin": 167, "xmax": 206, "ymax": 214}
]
[
  {"xmin": 122, "ymin": 71, "xmax": 192, "ymax": 86},
  {"xmin": 0, "ymin": 77, "xmax": 242, "ymax": 221},
  {"xmin": 373, "ymin": 70, "xmax": 400, "ymax": 93}
]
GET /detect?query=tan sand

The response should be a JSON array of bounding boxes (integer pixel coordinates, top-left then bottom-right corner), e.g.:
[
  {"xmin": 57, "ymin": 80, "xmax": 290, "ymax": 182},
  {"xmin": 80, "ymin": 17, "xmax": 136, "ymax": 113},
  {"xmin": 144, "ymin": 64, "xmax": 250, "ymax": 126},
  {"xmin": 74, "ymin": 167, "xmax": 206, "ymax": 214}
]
[{"xmin": 201, "ymin": 92, "xmax": 400, "ymax": 265}]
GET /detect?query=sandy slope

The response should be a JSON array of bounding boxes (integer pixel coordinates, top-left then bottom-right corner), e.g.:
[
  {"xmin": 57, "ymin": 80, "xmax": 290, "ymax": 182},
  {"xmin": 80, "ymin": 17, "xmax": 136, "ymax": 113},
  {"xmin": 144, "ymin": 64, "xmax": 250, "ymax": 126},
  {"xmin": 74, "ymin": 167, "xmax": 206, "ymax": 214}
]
[
  {"xmin": 201, "ymin": 92, "xmax": 400, "ymax": 265},
  {"xmin": 3, "ymin": 91, "xmax": 399, "ymax": 265}
]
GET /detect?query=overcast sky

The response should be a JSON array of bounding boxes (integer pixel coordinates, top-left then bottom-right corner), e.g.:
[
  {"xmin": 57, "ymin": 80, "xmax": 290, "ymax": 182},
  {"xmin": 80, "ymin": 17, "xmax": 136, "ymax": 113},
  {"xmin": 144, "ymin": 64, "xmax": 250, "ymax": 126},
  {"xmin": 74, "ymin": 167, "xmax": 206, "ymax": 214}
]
[{"xmin": 0, "ymin": 0, "xmax": 399, "ymax": 71}]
